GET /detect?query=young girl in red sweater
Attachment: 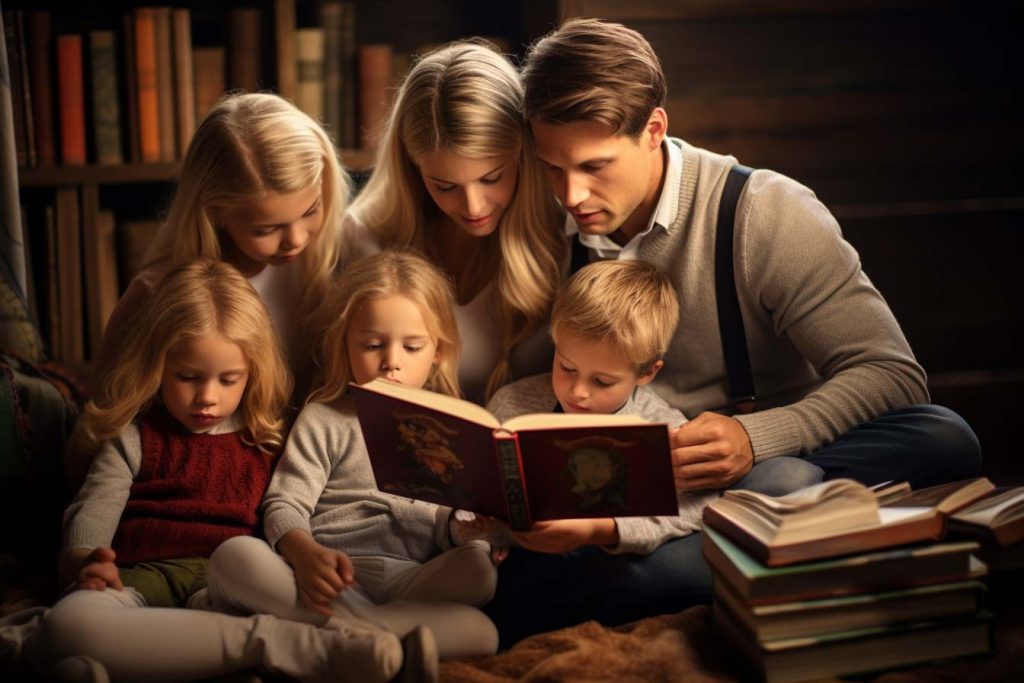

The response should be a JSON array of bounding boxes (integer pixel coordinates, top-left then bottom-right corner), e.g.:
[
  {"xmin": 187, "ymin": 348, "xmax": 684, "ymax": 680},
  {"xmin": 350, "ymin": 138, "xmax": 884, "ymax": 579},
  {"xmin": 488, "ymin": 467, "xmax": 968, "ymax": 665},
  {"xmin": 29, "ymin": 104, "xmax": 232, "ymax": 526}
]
[{"xmin": 25, "ymin": 260, "xmax": 430, "ymax": 682}]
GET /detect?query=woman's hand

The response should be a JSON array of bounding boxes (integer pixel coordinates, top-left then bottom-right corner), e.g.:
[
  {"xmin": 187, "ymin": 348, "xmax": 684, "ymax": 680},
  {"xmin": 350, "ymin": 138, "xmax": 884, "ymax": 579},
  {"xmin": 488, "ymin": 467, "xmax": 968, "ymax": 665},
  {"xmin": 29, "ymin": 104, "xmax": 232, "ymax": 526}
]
[{"xmin": 512, "ymin": 518, "xmax": 618, "ymax": 554}]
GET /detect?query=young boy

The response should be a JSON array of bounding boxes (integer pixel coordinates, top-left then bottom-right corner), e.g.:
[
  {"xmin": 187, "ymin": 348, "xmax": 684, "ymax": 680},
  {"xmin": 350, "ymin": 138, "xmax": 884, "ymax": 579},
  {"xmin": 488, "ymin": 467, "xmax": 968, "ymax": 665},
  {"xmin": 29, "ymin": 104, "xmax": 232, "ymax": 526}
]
[{"xmin": 481, "ymin": 260, "xmax": 822, "ymax": 645}]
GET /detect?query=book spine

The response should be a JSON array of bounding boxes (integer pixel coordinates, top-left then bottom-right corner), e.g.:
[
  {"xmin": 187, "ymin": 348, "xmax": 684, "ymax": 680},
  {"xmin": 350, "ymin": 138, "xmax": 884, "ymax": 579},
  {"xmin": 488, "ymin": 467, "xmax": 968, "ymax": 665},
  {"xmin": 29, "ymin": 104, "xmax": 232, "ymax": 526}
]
[
  {"xmin": 296, "ymin": 28, "xmax": 325, "ymax": 121},
  {"xmin": 274, "ymin": 0, "xmax": 297, "ymax": 100},
  {"xmin": 134, "ymin": 8, "xmax": 160, "ymax": 163},
  {"xmin": 494, "ymin": 435, "xmax": 530, "ymax": 532},
  {"xmin": 89, "ymin": 31, "xmax": 123, "ymax": 166},
  {"xmin": 44, "ymin": 204, "xmax": 59, "ymax": 357},
  {"xmin": 56, "ymin": 34, "xmax": 86, "ymax": 166},
  {"xmin": 55, "ymin": 186, "xmax": 83, "ymax": 362},
  {"xmin": 340, "ymin": 0, "xmax": 355, "ymax": 149},
  {"xmin": 4, "ymin": 10, "xmax": 29, "ymax": 167},
  {"xmin": 228, "ymin": 8, "xmax": 262, "ymax": 91},
  {"xmin": 27, "ymin": 11, "xmax": 55, "ymax": 166},
  {"xmin": 120, "ymin": 13, "xmax": 140, "ymax": 163},
  {"xmin": 320, "ymin": 1, "xmax": 343, "ymax": 143},
  {"xmin": 172, "ymin": 8, "xmax": 195, "ymax": 152},
  {"xmin": 357, "ymin": 43, "xmax": 392, "ymax": 149},
  {"xmin": 152, "ymin": 7, "xmax": 176, "ymax": 162},
  {"xmin": 192, "ymin": 47, "xmax": 226, "ymax": 123}
]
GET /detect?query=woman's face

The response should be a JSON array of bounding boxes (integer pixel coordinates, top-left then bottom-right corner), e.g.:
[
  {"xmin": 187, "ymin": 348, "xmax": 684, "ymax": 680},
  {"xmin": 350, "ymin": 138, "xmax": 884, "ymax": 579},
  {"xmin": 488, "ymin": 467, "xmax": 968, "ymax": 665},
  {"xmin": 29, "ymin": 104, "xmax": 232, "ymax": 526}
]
[{"xmin": 416, "ymin": 150, "xmax": 518, "ymax": 238}]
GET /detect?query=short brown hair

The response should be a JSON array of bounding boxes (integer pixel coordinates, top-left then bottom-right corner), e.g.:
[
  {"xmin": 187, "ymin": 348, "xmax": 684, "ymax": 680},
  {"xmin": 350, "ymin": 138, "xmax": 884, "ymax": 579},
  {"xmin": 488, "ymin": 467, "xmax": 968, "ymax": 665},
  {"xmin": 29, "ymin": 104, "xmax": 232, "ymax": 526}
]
[
  {"xmin": 522, "ymin": 18, "xmax": 666, "ymax": 137},
  {"xmin": 551, "ymin": 260, "xmax": 679, "ymax": 375}
]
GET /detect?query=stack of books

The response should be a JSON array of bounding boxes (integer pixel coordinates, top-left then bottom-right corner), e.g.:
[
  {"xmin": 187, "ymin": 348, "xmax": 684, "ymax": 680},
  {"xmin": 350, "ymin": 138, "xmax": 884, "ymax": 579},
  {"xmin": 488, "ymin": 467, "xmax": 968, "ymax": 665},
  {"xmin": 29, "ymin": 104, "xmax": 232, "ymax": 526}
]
[{"xmin": 703, "ymin": 478, "xmax": 997, "ymax": 683}]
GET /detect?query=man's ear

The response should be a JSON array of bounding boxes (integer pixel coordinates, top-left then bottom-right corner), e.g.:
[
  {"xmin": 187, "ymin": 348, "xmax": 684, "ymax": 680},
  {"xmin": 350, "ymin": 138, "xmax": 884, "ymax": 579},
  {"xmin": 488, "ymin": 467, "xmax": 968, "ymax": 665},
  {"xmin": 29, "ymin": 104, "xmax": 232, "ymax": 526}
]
[
  {"xmin": 636, "ymin": 359, "xmax": 664, "ymax": 386},
  {"xmin": 645, "ymin": 107, "xmax": 668, "ymax": 150}
]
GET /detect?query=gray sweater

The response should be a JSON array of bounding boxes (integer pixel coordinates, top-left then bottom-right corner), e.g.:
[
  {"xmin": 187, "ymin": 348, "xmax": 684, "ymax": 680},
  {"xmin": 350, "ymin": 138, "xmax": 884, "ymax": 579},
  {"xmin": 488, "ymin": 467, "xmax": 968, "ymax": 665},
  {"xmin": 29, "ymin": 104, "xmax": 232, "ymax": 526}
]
[
  {"xmin": 631, "ymin": 139, "xmax": 928, "ymax": 460},
  {"xmin": 262, "ymin": 398, "xmax": 451, "ymax": 562},
  {"xmin": 487, "ymin": 373, "xmax": 718, "ymax": 554}
]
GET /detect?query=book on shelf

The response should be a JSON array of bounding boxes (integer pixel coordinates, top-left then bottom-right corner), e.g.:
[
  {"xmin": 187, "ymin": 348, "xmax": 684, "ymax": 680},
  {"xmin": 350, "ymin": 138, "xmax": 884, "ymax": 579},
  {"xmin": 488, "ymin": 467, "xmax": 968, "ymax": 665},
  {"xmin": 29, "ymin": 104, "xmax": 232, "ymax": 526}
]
[
  {"xmin": 27, "ymin": 11, "xmax": 55, "ymax": 166},
  {"xmin": 228, "ymin": 7, "xmax": 262, "ymax": 92},
  {"xmin": 193, "ymin": 46, "xmax": 226, "ymax": 123},
  {"xmin": 296, "ymin": 27, "xmax": 325, "ymax": 121},
  {"xmin": 43, "ymin": 205, "xmax": 60, "ymax": 357},
  {"xmin": 702, "ymin": 526, "xmax": 985, "ymax": 605},
  {"xmin": 715, "ymin": 576, "xmax": 986, "ymax": 643},
  {"xmin": 82, "ymin": 207, "xmax": 119, "ymax": 361},
  {"xmin": 349, "ymin": 378, "xmax": 679, "ymax": 531},
  {"xmin": 319, "ymin": 0, "xmax": 347, "ymax": 145},
  {"xmin": 274, "ymin": 0, "xmax": 297, "ymax": 100},
  {"xmin": 89, "ymin": 30, "xmax": 124, "ymax": 166},
  {"xmin": 134, "ymin": 7, "xmax": 161, "ymax": 163},
  {"xmin": 703, "ymin": 478, "xmax": 995, "ymax": 566},
  {"xmin": 120, "ymin": 12, "xmax": 140, "ymax": 163},
  {"xmin": 117, "ymin": 219, "xmax": 162, "ymax": 287},
  {"xmin": 56, "ymin": 34, "xmax": 86, "ymax": 166},
  {"xmin": 713, "ymin": 602, "xmax": 992, "ymax": 683},
  {"xmin": 171, "ymin": 8, "xmax": 195, "ymax": 153},
  {"xmin": 152, "ymin": 7, "xmax": 176, "ymax": 162},
  {"xmin": 358, "ymin": 43, "xmax": 393, "ymax": 149},
  {"xmin": 4, "ymin": 10, "xmax": 34, "ymax": 168},
  {"xmin": 55, "ymin": 187, "xmax": 84, "ymax": 362},
  {"xmin": 949, "ymin": 486, "xmax": 1024, "ymax": 547}
]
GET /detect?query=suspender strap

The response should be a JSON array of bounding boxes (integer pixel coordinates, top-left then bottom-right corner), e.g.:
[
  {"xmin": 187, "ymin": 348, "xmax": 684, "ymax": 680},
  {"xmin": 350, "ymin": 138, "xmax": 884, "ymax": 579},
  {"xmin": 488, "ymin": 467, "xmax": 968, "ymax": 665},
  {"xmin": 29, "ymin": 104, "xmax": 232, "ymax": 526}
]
[
  {"xmin": 569, "ymin": 233, "xmax": 589, "ymax": 276},
  {"xmin": 715, "ymin": 164, "xmax": 757, "ymax": 414}
]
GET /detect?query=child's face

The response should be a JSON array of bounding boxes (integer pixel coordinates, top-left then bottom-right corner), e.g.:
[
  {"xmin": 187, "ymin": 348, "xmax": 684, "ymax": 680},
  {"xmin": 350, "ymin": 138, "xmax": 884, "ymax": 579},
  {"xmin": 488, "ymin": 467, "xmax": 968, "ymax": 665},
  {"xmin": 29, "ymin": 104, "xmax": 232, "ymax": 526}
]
[
  {"xmin": 218, "ymin": 183, "xmax": 323, "ymax": 272},
  {"xmin": 551, "ymin": 328, "xmax": 659, "ymax": 415},
  {"xmin": 160, "ymin": 333, "xmax": 249, "ymax": 433},
  {"xmin": 416, "ymin": 150, "xmax": 518, "ymax": 238},
  {"xmin": 346, "ymin": 295, "xmax": 440, "ymax": 389}
]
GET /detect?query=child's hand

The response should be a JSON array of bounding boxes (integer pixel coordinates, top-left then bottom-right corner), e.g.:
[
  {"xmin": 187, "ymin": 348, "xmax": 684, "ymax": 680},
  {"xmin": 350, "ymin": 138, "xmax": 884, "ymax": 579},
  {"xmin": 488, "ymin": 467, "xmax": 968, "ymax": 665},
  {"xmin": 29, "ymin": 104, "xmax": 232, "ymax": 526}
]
[
  {"xmin": 512, "ymin": 518, "xmax": 619, "ymax": 554},
  {"xmin": 279, "ymin": 530, "xmax": 356, "ymax": 618},
  {"xmin": 76, "ymin": 547, "xmax": 123, "ymax": 592}
]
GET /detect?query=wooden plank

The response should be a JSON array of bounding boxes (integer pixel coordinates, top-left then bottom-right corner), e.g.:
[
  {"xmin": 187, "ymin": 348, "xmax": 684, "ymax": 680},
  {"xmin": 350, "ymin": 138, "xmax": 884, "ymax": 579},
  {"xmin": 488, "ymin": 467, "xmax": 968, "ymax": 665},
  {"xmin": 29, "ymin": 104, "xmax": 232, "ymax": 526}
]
[{"xmin": 560, "ymin": 0, "xmax": 956, "ymax": 22}]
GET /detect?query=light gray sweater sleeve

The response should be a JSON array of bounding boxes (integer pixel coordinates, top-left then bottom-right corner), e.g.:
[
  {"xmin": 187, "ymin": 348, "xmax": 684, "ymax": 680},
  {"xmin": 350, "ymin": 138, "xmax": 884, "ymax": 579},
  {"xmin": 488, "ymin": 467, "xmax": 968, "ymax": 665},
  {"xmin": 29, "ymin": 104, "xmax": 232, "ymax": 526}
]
[
  {"xmin": 732, "ymin": 172, "xmax": 928, "ymax": 460},
  {"xmin": 61, "ymin": 425, "xmax": 142, "ymax": 556}
]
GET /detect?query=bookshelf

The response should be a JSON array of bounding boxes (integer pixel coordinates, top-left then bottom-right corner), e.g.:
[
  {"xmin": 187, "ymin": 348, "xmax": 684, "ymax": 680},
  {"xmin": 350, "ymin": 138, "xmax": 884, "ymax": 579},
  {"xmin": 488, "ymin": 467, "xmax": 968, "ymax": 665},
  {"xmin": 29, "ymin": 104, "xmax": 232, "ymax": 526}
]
[{"xmin": 5, "ymin": 0, "xmax": 557, "ymax": 365}]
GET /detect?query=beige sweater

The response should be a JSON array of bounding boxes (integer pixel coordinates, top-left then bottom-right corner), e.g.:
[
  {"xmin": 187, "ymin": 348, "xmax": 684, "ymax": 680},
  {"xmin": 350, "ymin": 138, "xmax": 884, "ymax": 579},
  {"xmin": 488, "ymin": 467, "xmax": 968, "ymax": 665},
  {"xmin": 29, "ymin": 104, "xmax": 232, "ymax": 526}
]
[{"xmin": 624, "ymin": 139, "xmax": 928, "ymax": 461}]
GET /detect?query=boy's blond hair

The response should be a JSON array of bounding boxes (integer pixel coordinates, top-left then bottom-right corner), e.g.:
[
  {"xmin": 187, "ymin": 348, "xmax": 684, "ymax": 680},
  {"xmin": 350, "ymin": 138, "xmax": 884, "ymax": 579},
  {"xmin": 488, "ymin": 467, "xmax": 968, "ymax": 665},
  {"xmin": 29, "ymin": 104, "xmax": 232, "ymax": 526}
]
[
  {"xmin": 522, "ymin": 18, "xmax": 665, "ymax": 138},
  {"xmin": 310, "ymin": 250, "xmax": 461, "ymax": 403},
  {"xmin": 551, "ymin": 260, "xmax": 679, "ymax": 375}
]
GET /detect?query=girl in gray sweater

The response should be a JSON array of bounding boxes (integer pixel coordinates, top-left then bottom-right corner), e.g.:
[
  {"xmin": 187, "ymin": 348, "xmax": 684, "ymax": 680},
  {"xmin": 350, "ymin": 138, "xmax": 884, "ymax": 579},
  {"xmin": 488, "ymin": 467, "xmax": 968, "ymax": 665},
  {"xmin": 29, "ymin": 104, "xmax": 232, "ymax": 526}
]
[{"xmin": 208, "ymin": 251, "xmax": 500, "ymax": 661}]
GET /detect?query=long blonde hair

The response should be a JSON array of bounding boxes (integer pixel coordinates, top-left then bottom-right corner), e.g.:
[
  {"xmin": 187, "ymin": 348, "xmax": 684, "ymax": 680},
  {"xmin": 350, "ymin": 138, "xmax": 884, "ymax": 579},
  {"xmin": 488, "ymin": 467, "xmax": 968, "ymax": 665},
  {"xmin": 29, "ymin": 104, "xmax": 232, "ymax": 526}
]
[
  {"xmin": 311, "ymin": 251, "xmax": 461, "ymax": 403},
  {"xmin": 347, "ymin": 42, "xmax": 565, "ymax": 399},
  {"xmin": 147, "ymin": 93, "xmax": 350, "ymax": 324},
  {"xmin": 72, "ymin": 260, "xmax": 292, "ymax": 460}
]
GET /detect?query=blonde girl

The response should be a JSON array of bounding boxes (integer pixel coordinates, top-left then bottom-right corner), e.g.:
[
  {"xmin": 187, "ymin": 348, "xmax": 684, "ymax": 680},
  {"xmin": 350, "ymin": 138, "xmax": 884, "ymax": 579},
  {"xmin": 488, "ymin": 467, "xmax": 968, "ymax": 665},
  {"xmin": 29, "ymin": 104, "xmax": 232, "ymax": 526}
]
[
  {"xmin": 345, "ymin": 41, "xmax": 567, "ymax": 404},
  {"xmin": 99, "ymin": 92, "xmax": 350, "ymax": 407},
  {"xmin": 34, "ymin": 260, "xmax": 427, "ymax": 683},
  {"xmin": 207, "ymin": 251, "xmax": 500, "ymax": 662}
]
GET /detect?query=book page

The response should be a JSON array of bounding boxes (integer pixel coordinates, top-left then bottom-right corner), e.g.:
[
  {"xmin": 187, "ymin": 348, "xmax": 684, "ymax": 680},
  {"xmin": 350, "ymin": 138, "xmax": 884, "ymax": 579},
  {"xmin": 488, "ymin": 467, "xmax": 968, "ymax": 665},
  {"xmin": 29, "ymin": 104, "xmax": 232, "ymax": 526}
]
[
  {"xmin": 501, "ymin": 412, "xmax": 653, "ymax": 433},
  {"xmin": 353, "ymin": 378, "xmax": 500, "ymax": 429},
  {"xmin": 952, "ymin": 487, "xmax": 1024, "ymax": 525}
]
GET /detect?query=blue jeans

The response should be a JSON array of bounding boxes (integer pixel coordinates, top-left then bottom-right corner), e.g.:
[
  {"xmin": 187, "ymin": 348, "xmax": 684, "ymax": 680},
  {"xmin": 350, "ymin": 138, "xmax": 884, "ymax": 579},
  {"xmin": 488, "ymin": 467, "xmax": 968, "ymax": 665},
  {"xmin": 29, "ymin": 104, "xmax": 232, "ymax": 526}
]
[
  {"xmin": 484, "ymin": 456, "xmax": 823, "ymax": 648},
  {"xmin": 484, "ymin": 404, "xmax": 981, "ymax": 647}
]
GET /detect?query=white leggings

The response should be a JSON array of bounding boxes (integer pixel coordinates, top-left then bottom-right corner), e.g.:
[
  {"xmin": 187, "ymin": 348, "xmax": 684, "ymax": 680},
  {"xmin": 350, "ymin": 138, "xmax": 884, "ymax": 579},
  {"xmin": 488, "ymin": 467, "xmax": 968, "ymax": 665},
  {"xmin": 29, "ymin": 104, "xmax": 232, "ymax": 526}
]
[
  {"xmin": 207, "ymin": 536, "xmax": 499, "ymax": 659},
  {"xmin": 33, "ymin": 586, "xmax": 402, "ymax": 683}
]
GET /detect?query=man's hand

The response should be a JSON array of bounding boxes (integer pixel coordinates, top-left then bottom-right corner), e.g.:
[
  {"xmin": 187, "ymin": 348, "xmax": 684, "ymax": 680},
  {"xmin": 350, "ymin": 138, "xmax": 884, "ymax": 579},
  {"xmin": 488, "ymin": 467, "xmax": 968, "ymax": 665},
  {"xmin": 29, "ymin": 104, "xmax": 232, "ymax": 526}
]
[
  {"xmin": 76, "ymin": 547, "xmax": 123, "ymax": 592},
  {"xmin": 277, "ymin": 530, "xmax": 355, "ymax": 618},
  {"xmin": 670, "ymin": 412, "xmax": 754, "ymax": 491},
  {"xmin": 512, "ymin": 518, "xmax": 618, "ymax": 554}
]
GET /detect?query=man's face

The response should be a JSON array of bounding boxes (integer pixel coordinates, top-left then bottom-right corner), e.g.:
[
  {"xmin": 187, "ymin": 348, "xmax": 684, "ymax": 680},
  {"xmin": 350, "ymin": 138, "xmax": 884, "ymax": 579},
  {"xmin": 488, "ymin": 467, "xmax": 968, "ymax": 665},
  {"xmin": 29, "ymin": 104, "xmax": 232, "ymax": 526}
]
[{"xmin": 531, "ymin": 112, "xmax": 666, "ymax": 244}]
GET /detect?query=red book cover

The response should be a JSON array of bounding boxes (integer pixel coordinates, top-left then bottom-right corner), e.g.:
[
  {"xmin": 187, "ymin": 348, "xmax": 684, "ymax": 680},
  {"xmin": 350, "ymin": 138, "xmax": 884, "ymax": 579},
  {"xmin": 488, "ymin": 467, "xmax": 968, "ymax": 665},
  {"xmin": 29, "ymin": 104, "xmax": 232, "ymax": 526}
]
[
  {"xmin": 349, "ymin": 379, "xmax": 678, "ymax": 531},
  {"xmin": 56, "ymin": 34, "xmax": 86, "ymax": 166},
  {"xmin": 133, "ymin": 8, "xmax": 160, "ymax": 163}
]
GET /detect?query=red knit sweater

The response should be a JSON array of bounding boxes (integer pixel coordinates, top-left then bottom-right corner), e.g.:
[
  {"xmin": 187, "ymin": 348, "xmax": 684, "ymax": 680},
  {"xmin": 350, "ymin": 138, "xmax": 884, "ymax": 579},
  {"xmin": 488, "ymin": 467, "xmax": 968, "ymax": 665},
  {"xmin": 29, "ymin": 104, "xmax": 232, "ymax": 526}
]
[{"xmin": 111, "ymin": 409, "xmax": 274, "ymax": 566}]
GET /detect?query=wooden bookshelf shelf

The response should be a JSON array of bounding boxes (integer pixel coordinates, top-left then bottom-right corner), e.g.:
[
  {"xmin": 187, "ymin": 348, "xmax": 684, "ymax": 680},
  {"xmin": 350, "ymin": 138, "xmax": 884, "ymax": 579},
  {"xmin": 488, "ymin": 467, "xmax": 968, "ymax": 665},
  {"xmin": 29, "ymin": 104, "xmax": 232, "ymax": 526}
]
[{"xmin": 17, "ymin": 163, "xmax": 180, "ymax": 187}]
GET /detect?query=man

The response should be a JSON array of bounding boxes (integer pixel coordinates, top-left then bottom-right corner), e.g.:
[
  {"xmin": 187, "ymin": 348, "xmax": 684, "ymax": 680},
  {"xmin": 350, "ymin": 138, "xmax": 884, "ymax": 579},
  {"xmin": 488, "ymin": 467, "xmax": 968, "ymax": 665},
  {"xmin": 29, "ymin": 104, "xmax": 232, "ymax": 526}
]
[{"xmin": 482, "ymin": 17, "xmax": 980, "ymax": 646}]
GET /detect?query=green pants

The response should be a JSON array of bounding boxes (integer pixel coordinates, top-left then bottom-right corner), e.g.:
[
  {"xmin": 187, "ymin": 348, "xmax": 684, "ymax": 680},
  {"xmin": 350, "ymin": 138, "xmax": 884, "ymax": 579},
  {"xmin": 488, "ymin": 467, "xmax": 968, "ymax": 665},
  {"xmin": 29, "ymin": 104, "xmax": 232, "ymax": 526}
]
[{"xmin": 119, "ymin": 557, "xmax": 208, "ymax": 607}]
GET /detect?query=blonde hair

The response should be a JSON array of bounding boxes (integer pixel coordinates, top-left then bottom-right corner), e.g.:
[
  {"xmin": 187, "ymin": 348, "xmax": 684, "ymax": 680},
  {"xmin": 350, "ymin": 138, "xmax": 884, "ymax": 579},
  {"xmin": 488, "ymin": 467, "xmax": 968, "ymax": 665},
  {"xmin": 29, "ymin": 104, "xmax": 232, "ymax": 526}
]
[
  {"xmin": 72, "ymin": 259, "xmax": 292, "ymax": 459},
  {"xmin": 146, "ymin": 92, "xmax": 351, "ymax": 325},
  {"xmin": 551, "ymin": 260, "xmax": 679, "ymax": 375},
  {"xmin": 347, "ymin": 41, "xmax": 565, "ymax": 399},
  {"xmin": 522, "ymin": 18, "xmax": 666, "ymax": 138},
  {"xmin": 311, "ymin": 251, "xmax": 461, "ymax": 403}
]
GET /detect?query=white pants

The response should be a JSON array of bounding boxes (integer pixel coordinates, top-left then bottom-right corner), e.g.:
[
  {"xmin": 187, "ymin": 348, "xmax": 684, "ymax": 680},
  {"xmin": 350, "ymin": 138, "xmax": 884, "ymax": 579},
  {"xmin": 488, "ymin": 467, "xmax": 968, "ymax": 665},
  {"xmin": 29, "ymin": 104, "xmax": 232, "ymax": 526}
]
[
  {"xmin": 208, "ymin": 536, "xmax": 499, "ymax": 659},
  {"xmin": 32, "ymin": 586, "xmax": 402, "ymax": 683}
]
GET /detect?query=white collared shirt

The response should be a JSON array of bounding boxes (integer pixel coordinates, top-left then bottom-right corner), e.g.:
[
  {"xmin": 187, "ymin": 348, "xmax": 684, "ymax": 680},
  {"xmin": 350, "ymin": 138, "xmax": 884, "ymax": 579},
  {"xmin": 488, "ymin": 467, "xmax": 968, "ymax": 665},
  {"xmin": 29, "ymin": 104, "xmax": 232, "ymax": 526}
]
[{"xmin": 563, "ymin": 138, "xmax": 683, "ymax": 261}]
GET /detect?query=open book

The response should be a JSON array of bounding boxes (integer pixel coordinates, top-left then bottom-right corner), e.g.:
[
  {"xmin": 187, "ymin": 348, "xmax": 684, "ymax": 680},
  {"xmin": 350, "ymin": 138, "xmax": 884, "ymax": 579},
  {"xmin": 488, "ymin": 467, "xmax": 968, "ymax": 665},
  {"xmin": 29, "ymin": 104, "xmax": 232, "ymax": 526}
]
[
  {"xmin": 948, "ymin": 486, "xmax": 1024, "ymax": 547},
  {"xmin": 703, "ymin": 477, "xmax": 995, "ymax": 566},
  {"xmin": 349, "ymin": 379, "xmax": 679, "ymax": 531}
]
